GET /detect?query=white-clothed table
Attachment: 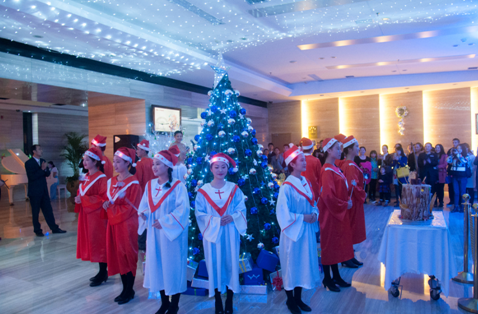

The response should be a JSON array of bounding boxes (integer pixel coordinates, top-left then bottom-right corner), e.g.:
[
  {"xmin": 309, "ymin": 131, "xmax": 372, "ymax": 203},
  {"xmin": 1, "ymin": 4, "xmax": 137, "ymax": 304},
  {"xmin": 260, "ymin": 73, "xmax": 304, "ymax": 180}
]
[{"xmin": 378, "ymin": 210, "xmax": 457, "ymax": 296}]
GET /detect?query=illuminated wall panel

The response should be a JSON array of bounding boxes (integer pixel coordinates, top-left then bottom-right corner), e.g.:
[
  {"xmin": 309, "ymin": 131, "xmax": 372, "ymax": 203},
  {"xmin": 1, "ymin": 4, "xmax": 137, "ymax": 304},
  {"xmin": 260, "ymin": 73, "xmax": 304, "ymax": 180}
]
[
  {"xmin": 302, "ymin": 98, "xmax": 339, "ymax": 141},
  {"xmin": 380, "ymin": 91, "xmax": 423, "ymax": 151},
  {"xmin": 339, "ymin": 95, "xmax": 380, "ymax": 153},
  {"xmin": 422, "ymin": 88, "xmax": 471, "ymax": 149},
  {"xmin": 472, "ymin": 88, "xmax": 478, "ymax": 153}
]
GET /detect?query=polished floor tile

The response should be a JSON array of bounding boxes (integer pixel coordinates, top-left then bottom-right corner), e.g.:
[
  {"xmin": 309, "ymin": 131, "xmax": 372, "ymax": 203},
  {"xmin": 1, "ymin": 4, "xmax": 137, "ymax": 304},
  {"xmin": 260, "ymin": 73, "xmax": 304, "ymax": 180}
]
[{"xmin": 0, "ymin": 194, "xmax": 472, "ymax": 314}]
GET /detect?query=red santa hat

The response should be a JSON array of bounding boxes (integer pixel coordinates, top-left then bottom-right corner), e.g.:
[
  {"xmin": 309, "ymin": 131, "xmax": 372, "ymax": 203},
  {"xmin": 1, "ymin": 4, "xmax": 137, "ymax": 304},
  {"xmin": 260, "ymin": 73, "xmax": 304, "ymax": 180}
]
[
  {"xmin": 210, "ymin": 153, "xmax": 236, "ymax": 168},
  {"xmin": 169, "ymin": 145, "xmax": 181, "ymax": 157},
  {"xmin": 323, "ymin": 138, "xmax": 338, "ymax": 151},
  {"xmin": 343, "ymin": 135, "xmax": 358, "ymax": 148},
  {"xmin": 91, "ymin": 134, "xmax": 107, "ymax": 147},
  {"xmin": 284, "ymin": 145, "xmax": 303, "ymax": 166},
  {"xmin": 84, "ymin": 147, "xmax": 105, "ymax": 164},
  {"xmin": 115, "ymin": 147, "xmax": 137, "ymax": 167},
  {"xmin": 137, "ymin": 139, "xmax": 150, "ymax": 151},
  {"xmin": 300, "ymin": 137, "xmax": 314, "ymax": 150},
  {"xmin": 334, "ymin": 134, "xmax": 346, "ymax": 143},
  {"xmin": 153, "ymin": 149, "xmax": 178, "ymax": 168}
]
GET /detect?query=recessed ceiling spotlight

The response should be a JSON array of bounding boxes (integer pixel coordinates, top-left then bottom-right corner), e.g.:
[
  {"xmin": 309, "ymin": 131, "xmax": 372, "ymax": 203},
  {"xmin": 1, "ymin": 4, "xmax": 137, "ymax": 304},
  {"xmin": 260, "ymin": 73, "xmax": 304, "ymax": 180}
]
[
  {"xmin": 469, "ymin": 43, "xmax": 474, "ymax": 46},
  {"xmin": 403, "ymin": 69, "xmax": 407, "ymax": 71},
  {"xmin": 331, "ymin": 56, "xmax": 336, "ymax": 58},
  {"xmin": 405, "ymin": 87, "xmax": 409, "ymax": 89},
  {"xmin": 320, "ymin": 94, "xmax": 324, "ymax": 96},
  {"xmin": 241, "ymin": 37, "xmax": 247, "ymax": 41},
  {"xmin": 319, "ymin": 57, "xmax": 324, "ymax": 60},
  {"xmin": 382, "ymin": 17, "xmax": 390, "ymax": 21},
  {"xmin": 392, "ymin": 70, "xmax": 397, "ymax": 72},
  {"xmin": 290, "ymin": 60, "xmax": 296, "ymax": 63},
  {"xmin": 33, "ymin": 35, "xmax": 43, "ymax": 38},
  {"xmin": 453, "ymin": 44, "xmax": 459, "ymax": 47}
]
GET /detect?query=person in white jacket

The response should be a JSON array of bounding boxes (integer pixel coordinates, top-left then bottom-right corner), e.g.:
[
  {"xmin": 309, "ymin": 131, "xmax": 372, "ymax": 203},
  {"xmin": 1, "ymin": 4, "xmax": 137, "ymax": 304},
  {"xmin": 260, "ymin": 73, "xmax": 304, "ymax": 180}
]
[
  {"xmin": 138, "ymin": 147, "xmax": 190, "ymax": 314},
  {"xmin": 195, "ymin": 153, "xmax": 247, "ymax": 314},
  {"xmin": 276, "ymin": 145, "xmax": 320, "ymax": 314}
]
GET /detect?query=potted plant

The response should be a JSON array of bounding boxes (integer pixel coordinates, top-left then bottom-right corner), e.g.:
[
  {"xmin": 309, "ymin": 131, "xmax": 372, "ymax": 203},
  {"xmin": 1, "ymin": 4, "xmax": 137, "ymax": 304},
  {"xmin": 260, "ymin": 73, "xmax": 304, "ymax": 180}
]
[{"xmin": 60, "ymin": 132, "xmax": 88, "ymax": 203}]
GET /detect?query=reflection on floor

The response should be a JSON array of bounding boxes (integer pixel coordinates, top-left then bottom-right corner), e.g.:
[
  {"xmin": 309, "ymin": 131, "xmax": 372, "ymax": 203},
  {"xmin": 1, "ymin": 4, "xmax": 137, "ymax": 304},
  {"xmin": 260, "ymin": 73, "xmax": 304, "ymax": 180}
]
[{"xmin": 0, "ymin": 194, "xmax": 472, "ymax": 314}]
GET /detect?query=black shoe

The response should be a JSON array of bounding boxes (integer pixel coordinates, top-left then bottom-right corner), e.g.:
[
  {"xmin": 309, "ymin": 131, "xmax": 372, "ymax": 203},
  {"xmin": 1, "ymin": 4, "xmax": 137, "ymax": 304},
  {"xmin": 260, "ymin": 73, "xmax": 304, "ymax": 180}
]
[
  {"xmin": 322, "ymin": 279, "xmax": 340, "ymax": 292},
  {"xmin": 114, "ymin": 292, "xmax": 125, "ymax": 302},
  {"xmin": 341, "ymin": 260, "xmax": 358, "ymax": 268},
  {"xmin": 52, "ymin": 228, "xmax": 66, "ymax": 234},
  {"xmin": 333, "ymin": 277, "xmax": 351, "ymax": 288},
  {"xmin": 295, "ymin": 299, "xmax": 312, "ymax": 312},
  {"xmin": 117, "ymin": 290, "xmax": 135, "ymax": 304},
  {"xmin": 286, "ymin": 298, "xmax": 301, "ymax": 314},
  {"xmin": 351, "ymin": 257, "xmax": 363, "ymax": 266},
  {"xmin": 215, "ymin": 294, "xmax": 224, "ymax": 314},
  {"xmin": 165, "ymin": 305, "xmax": 179, "ymax": 314},
  {"xmin": 90, "ymin": 272, "xmax": 108, "ymax": 287},
  {"xmin": 35, "ymin": 232, "xmax": 45, "ymax": 237}
]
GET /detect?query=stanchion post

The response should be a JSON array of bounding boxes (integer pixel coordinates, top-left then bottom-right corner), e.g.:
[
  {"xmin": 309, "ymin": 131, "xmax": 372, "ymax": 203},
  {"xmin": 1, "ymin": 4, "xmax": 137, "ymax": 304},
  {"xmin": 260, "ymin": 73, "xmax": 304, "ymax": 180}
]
[
  {"xmin": 453, "ymin": 194, "xmax": 474, "ymax": 284},
  {"xmin": 458, "ymin": 212, "xmax": 478, "ymax": 313}
]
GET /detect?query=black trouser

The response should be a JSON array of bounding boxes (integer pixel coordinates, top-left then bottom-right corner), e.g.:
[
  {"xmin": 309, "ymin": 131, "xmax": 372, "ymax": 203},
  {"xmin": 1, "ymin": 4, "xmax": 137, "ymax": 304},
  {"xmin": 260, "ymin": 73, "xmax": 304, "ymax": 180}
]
[
  {"xmin": 29, "ymin": 193, "xmax": 58, "ymax": 233},
  {"xmin": 138, "ymin": 230, "xmax": 147, "ymax": 251},
  {"xmin": 380, "ymin": 192, "xmax": 390, "ymax": 202},
  {"xmin": 436, "ymin": 183, "xmax": 445, "ymax": 205},
  {"xmin": 369, "ymin": 179, "xmax": 377, "ymax": 201},
  {"xmin": 394, "ymin": 183, "xmax": 403, "ymax": 202},
  {"xmin": 448, "ymin": 181, "xmax": 454, "ymax": 204}
]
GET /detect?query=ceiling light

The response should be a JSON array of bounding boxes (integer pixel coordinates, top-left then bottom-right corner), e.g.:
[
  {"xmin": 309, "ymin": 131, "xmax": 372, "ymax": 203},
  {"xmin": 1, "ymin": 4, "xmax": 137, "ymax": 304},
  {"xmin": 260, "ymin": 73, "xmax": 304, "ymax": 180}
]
[
  {"xmin": 382, "ymin": 17, "xmax": 390, "ymax": 21},
  {"xmin": 33, "ymin": 35, "xmax": 43, "ymax": 38},
  {"xmin": 331, "ymin": 56, "xmax": 336, "ymax": 58},
  {"xmin": 319, "ymin": 57, "xmax": 324, "ymax": 60},
  {"xmin": 290, "ymin": 60, "xmax": 296, "ymax": 63},
  {"xmin": 453, "ymin": 44, "xmax": 459, "ymax": 47}
]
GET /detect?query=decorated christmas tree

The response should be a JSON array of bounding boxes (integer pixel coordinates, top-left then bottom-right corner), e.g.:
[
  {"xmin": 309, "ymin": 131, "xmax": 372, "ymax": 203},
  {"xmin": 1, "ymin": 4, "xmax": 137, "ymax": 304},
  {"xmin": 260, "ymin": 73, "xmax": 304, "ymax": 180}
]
[{"xmin": 185, "ymin": 55, "xmax": 280, "ymax": 262}]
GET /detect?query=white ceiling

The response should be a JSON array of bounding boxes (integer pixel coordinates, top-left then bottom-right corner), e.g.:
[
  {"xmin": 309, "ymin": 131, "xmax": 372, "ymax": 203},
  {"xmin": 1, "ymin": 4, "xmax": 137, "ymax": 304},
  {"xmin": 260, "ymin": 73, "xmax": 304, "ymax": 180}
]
[{"xmin": 0, "ymin": 0, "xmax": 477, "ymax": 102}]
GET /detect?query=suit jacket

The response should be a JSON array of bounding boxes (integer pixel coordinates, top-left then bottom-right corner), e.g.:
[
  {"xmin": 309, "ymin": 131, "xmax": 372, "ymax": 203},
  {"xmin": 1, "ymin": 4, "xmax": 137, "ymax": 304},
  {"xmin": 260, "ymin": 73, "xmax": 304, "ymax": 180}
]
[{"xmin": 25, "ymin": 158, "xmax": 51, "ymax": 197}]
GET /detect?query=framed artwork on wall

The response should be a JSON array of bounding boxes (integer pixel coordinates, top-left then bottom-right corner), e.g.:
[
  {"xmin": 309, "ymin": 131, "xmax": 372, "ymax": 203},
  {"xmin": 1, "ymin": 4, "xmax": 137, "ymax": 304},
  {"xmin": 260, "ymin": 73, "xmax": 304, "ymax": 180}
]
[{"xmin": 152, "ymin": 105, "xmax": 181, "ymax": 133}]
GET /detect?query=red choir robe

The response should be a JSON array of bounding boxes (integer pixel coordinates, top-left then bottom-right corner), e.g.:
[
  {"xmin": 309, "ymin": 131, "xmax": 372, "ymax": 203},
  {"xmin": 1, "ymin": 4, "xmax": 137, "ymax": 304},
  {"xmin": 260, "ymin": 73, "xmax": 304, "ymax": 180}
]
[
  {"xmin": 103, "ymin": 155, "xmax": 114, "ymax": 179},
  {"xmin": 301, "ymin": 154, "xmax": 322, "ymax": 202},
  {"xmin": 318, "ymin": 163, "xmax": 354, "ymax": 265},
  {"xmin": 340, "ymin": 160, "xmax": 367, "ymax": 245},
  {"xmin": 335, "ymin": 158, "xmax": 346, "ymax": 168},
  {"xmin": 75, "ymin": 171, "xmax": 108, "ymax": 263},
  {"xmin": 135, "ymin": 157, "xmax": 157, "ymax": 191},
  {"xmin": 104, "ymin": 175, "xmax": 142, "ymax": 276}
]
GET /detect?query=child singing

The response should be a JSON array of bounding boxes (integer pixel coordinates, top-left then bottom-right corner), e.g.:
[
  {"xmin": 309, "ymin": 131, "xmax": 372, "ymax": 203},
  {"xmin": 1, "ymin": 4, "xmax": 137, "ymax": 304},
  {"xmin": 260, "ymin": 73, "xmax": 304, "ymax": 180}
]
[
  {"xmin": 138, "ymin": 147, "xmax": 190, "ymax": 314},
  {"xmin": 195, "ymin": 153, "xmax": 247, "ymax": 314}
]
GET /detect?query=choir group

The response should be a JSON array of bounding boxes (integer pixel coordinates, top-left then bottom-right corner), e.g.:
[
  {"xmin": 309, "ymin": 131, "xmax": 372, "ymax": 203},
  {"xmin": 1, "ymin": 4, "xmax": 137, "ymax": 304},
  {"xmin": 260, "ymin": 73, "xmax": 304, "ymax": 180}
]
[{"xmin": 74, "ymin": 133, "xmax": 366, "ymax": 314}]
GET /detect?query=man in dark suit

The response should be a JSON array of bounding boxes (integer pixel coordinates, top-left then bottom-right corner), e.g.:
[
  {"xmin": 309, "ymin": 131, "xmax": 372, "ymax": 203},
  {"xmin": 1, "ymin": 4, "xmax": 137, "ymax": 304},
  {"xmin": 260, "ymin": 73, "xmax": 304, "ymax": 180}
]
[{"xmin": 25, "ymin": 145, "xmax": 66, "ymax": 237}]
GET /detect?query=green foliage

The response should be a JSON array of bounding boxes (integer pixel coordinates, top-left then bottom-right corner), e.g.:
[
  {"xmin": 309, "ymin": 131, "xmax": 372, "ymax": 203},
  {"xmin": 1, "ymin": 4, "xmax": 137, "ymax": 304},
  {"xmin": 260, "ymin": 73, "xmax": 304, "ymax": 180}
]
[
  {"xmin": 185, "ymin": 74, "xmax": 280, "ymax": 262},
  {"xmin": 60, "ymin": 132, "xmax": 88, "ymax": 179}
]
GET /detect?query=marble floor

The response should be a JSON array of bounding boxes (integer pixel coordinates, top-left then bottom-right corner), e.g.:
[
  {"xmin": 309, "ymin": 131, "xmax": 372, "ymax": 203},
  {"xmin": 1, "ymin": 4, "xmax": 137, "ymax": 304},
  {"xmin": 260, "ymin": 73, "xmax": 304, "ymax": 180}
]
[{"xmin": 0, "ymin": 193, "xmax": 473, "ymax": 314}]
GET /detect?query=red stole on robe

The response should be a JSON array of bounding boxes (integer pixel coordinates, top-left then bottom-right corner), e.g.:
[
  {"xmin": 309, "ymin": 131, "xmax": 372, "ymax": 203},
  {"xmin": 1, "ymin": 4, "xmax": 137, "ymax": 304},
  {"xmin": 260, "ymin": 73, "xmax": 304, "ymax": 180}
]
[
  {"xmin": 75, "ymin": 171, "xmax": 106, "ymax": 213},
  {"xmin": 283, "ymin": 178, "xmax": 315, "ymax": 207},
  {"xmin": 147, "ymin": 180, "xmax": 181, "ymax": 213},
  {"xmin": 198, "ymin": 185, "xmax": 239, "ymax": 216}
]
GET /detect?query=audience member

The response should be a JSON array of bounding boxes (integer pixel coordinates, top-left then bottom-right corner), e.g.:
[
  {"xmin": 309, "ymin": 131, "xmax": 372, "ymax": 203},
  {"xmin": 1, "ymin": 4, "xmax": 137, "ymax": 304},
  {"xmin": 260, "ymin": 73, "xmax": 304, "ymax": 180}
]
[
  {"xmin": 463, "ymin": 143, "xmax": 476, "ymax": 204},
  {"xmin": 378, "ymin": 167, "xmax": 391, "ymax": 206},
  {"xmin": 392, "ymin": 146, "xmax": 408, "ymax": 207},
  {"xmin": 267, "ymin": 143, "xmax": 275, "ymax": 164},
  {"xmin": 447, "ymin": 138, "xmax": 460, "ymax": 206},
  {"xmin": 418, "ymin": 143, "xmax": 438, "ymax": 201},
  {"xmin": 435, "ymin": 144, "xmax": 447, "ymax": 208},
  {"xmin": 408, "ymin": 142, "xmax": 423, "ymax": 172},
  {"xmin": 271, "ymin": 147, "xmax": 284, "ymax": 174},
  {"xmin": 369, "ymin": 150, "xmax": 379, "ymax": 204},
  {"xmin": 448, "ymin": 143, "xmax": 469, "ymax": 212},
  {"xmin": 354, "ymin": 146, "xmax": 370, "ymax": 167},
  {"xmin": 48, "ymin": 161, "xmax": 59, "ymax": 200}
]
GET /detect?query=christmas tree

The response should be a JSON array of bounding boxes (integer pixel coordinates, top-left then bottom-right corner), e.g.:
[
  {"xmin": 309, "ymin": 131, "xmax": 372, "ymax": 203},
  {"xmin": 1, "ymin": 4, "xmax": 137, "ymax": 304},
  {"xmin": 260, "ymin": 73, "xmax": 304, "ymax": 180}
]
[{"xmin": 185, "ymin": 55, "xmax": 280, "ymax": 262}]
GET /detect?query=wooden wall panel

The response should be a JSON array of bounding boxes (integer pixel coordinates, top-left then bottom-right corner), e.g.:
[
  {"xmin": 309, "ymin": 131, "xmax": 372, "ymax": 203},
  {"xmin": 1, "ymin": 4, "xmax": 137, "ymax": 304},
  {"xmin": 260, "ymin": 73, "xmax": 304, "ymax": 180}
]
[
  {"xmin": 340, "ymin": 95, "xmax": 381, "ymax": 153},
  {"xmin": 38, "ymin": 113, "xmax": 89, "ymax": 182},
  {"xmin": 304, "ymin": 98, "xmax": 339, "ymax": 141},
  {"xmin": 88, "ymin": 98, "xmax": 146, "ymax": 170},
  {"xmin": 380, "ymin": 91, "xmax": 423, "ymax": 150},
  {"xmin": 424, "ymin": 87, "xmax": 471, "ymax": 149},
  {"xmin": 0, "ymin": 109, "xmax": 23, "ymax": 151},
  {"xmin": 268, "ymin": 101, "xmax": 301, "ymax": 147}
]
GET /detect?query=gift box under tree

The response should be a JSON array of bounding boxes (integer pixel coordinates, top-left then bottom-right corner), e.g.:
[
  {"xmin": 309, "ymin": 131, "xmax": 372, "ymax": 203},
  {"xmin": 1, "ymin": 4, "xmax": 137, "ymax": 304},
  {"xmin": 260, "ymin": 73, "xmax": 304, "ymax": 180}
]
[
  {"xmin": 197, "ymin": 260, "xmax": 208, "ymax": 278},
  {"xmin": 256, "ymin": 250, "xmax": 279, "ymax": 272},
  {"xmin": 239, "ymin": 252, "xmax": 254, "ymax": 274},
  {"xmin": 187, "ymin": 259, "xmax": 199, "ymax": 281},
  {"xmin": 183, "ymin": 281, "xmax": 208, "ymax": 296},
  {"xmin": 242, "ymin": 263, "xmax": 264, "ymax": 285},
  {"xmin": 270, "ymin": 269, "xmax": 283, "ymax": 291}
]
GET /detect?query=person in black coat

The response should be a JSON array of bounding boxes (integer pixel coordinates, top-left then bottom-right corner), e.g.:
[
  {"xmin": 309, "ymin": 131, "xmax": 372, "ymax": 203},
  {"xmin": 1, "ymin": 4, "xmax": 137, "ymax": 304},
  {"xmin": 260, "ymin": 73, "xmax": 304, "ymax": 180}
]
[
  {"xmin": 25, "ymin": 145, "xmax": 66, "ymax": 237},
  {"xmin": 418, "ymin": 143, "xmax": 439, "ymax": 198}
]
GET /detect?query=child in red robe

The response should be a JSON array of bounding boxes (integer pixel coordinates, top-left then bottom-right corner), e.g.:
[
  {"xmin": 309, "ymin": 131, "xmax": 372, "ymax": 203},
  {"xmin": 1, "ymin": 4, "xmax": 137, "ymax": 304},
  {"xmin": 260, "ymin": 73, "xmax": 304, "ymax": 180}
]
[
  {"xmin": 91, "ymin": 134, "xmax": 114, "ymax": 179},
  {"xmin": 318, "ymin": 138, "xmax": 354, "ymax": 292},
  {"xmin": 75, "ymin": 147, "xmax": 108, "ymax": 287},
  {"xmin": 102, "ymin": 147, "xmax": 142, "ymax": 304},
  {"xmin": 340, "ymin": 136, "xmax": 367, "ymax": 268}
]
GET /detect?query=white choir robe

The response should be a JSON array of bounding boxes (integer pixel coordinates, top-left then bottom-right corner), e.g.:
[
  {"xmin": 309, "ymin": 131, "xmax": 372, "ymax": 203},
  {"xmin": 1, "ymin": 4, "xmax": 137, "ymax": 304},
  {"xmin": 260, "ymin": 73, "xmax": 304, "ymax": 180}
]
[
  {"xmin": 172, "ymin": 164, "xmax": 187, "ymax": 184},
  {"xmin": 276, "ymin": 175, "xmax": 321, "ymax": 290},
  {"xmin": 138, "ymin": 178, "xmax": 190, "ymax": 296},
  {"xmin": 195, "ymin": 181, "xmax": 247, "ymax": 297}
]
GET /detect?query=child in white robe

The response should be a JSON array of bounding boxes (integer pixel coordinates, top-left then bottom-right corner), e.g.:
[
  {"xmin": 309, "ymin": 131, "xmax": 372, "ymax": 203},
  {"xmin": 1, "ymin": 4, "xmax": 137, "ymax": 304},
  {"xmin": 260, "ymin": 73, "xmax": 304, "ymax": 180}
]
[
  {"xmin": 276, "ymin": 145, "xmax": 320, "ymax": 314},
  {"xmin": 195, "ymin": 153, "xmax": 247, "ymax": 314},
  {"xmin": 138, "ymin": 147, "xmax": 190, "ymax": 314},
  {"xmin": 170, "ymin": 145, "xmax": 187, "ymax": 184}
]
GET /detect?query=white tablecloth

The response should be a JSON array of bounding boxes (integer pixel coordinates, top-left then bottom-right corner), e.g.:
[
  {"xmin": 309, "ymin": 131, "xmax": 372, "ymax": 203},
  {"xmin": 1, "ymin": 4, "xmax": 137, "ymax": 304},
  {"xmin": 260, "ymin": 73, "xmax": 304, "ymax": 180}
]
[{"xmin": 377, "ymin": 210, "xmax": 457, "ymax": 296}]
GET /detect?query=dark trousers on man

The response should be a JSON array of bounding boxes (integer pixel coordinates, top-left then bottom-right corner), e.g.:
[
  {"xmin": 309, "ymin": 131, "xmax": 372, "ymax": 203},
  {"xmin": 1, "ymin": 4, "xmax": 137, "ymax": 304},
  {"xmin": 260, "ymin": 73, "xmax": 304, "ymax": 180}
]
[
  {"xmin": 30, "ymin": 193, "xmax": 58, "ymax": 233},
  {"xmin": 448, "ymin": 181, "xmax": 454, "ymax": 205}
]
